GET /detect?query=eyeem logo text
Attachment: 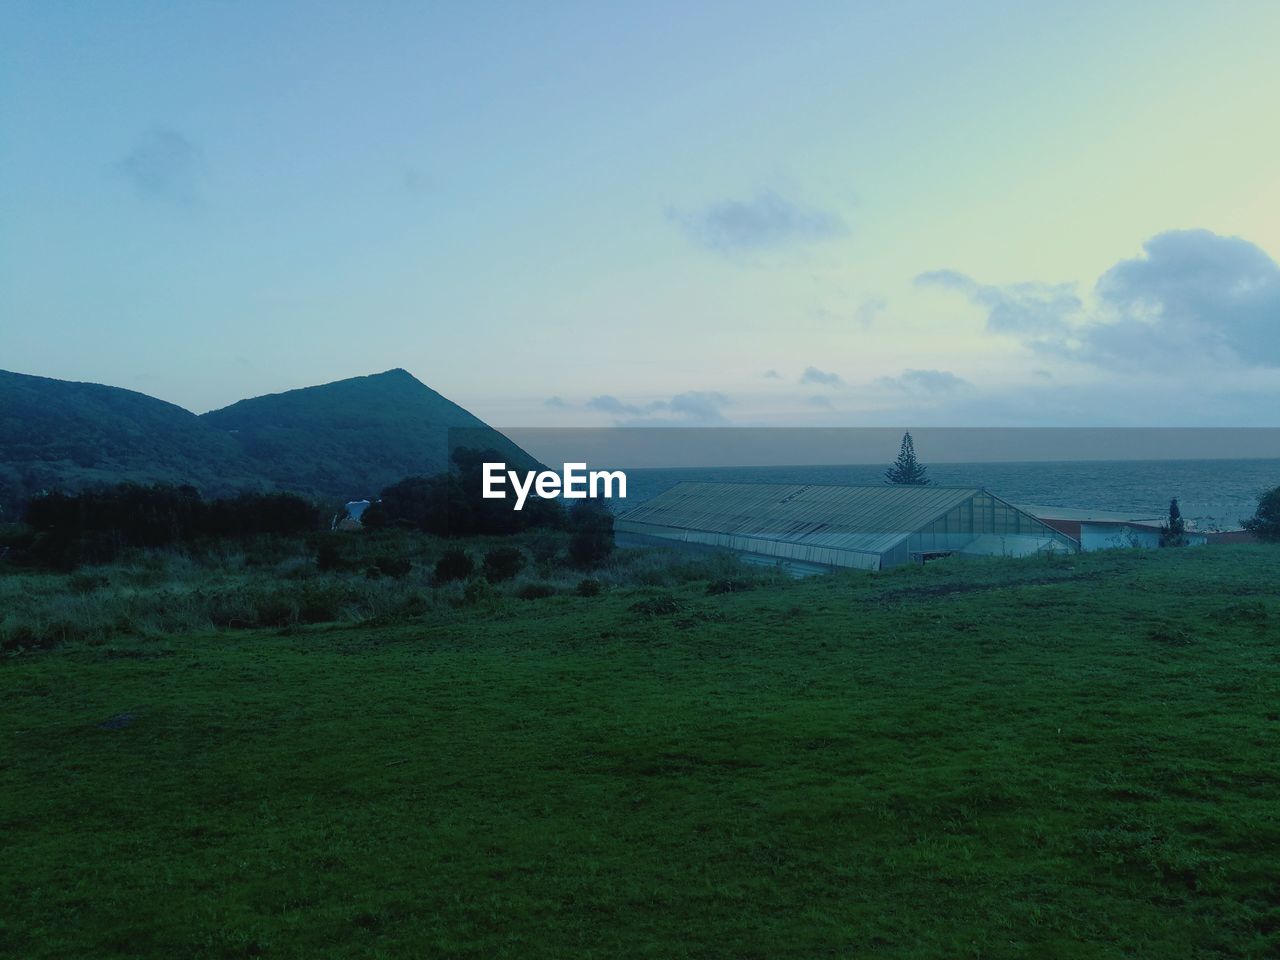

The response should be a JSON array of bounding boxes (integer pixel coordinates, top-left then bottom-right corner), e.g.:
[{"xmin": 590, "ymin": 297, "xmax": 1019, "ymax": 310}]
[{"xmin": 482, "ymin": 463, "xmax": 627, "ymax": 511}]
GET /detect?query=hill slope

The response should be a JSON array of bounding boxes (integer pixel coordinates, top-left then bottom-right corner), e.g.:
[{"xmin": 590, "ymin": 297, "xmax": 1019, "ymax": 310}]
[
  {"xmin": 1, "ymin": 368, "xmax": 536, "ymax": 508},
  {"xmin": 0, "ymin": 370, "xmax": 263, "ymax": 511},
  {"xmin": 200, "ymin": 368, "xmax": 536, "ymax": 500}
]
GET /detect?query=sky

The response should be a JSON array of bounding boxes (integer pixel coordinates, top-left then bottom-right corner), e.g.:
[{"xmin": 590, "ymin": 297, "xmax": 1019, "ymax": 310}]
[{"xmin": 3, "ymin": 0, "xmax": 1280, "ymax": 427}]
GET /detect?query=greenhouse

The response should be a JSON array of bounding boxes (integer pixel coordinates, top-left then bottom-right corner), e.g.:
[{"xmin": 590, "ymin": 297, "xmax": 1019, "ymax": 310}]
[{"xmin": 615, "ymin": 481, "xmax": 1078, "ymax": 573}]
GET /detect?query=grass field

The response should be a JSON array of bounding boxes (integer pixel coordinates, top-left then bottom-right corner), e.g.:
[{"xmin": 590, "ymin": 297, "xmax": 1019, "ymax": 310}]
[{"xmin": 3, "ymin": 545, "xmax": 1279, "ymax": 958}]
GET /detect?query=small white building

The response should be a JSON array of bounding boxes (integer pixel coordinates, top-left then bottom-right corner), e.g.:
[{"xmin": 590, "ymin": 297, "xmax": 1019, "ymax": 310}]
[{"xmin": 1016, "ymin": 505, "xmax": 1208, "ymax": 551}]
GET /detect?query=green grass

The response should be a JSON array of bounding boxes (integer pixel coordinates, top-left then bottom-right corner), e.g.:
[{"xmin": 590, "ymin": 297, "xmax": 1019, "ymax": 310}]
[{"xmin": 3, "ymin": 546, "xmax": 1279, "ymax": 958}]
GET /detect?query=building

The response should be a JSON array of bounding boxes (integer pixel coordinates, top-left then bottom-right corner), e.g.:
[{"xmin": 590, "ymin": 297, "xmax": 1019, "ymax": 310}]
[
  {"xmin": 1017, "ymin": 505, "xmax": 1208, "ymax": 551},
  {"xmin": 615, "ymin": 482, "xmax": 1077, "ymax": 573},
  {"xmin": 331, "ymin": 499, "xmax": 373, "ymax": 531}
]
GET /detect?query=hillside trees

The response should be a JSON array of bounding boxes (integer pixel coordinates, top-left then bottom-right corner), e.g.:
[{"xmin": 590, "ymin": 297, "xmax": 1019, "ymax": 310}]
[{"xmin": 20, "ymin": 483, "xmax": 321, "ymax": 568}]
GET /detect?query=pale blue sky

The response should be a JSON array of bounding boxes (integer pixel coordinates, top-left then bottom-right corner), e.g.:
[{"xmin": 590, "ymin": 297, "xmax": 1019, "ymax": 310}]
[{"xmin": 3, "ymin": 1, "xmax": 1279, "ymax": 425}]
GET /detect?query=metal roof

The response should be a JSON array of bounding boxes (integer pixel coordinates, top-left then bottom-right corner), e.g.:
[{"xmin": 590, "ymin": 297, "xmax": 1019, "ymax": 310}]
[
  {"xmin": 1016, "ymin": 503, "xmax": 1165, "ymax": 523},
  {"xmin": 616, "ymin": 481, "xmax": 983, "ymax": 560}
]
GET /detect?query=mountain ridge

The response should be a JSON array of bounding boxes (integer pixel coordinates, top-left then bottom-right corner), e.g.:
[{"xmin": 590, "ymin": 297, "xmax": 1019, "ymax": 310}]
[{"xmin": 0, "ymin": 367, "xmax": 531, "ymax": 509}]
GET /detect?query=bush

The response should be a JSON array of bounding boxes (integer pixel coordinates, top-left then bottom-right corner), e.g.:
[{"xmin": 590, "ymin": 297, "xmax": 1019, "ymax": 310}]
[
  {"xmin": 1242, "ymin": 486, "xmax": 1280, "ymax": 542},
  {"xmin": 630, "ymin": 594, "xmax": 680, "ymax": 617},
  {"xmin": 706, "ymin": 577, "xmax": 754, "ymax": 596},
  {"xmin": 482, "ymin": 546, "xmax": 526, "ymax": 582},
  {"xmin": 434, "ymin": 548, "xmax": 474, "ymax": 582},
  {"xmin": 568, "ymin": 500, "xmax": 614, "ymax": 568},
  {"xmin": 69, "ymin": 571, "xmax": 110, "ymax": 595},
  {"xmin": 297, "ymin": 583, "xmax": 348, "ymax": 624},
  {"xmin": 375, "ymin": 556, "xmax": 412, "ymax": 579},
  {"xmin": 576, "ymin": 577, "xmax": 602, "ymax": 597},
  {"xmin": 461, "ymin": 578, "xmax": 497, "ymax": 607},
  {"xmin": 516, "ymin": 582, "xmax": 556, "ymax": 601},
  {"xmin": 526, "ymin": 532, "xmax": 563, "ymax": 564},
  {"xmin": 316, "ymin": 540, "xmax": 346, "ymax": 572}
]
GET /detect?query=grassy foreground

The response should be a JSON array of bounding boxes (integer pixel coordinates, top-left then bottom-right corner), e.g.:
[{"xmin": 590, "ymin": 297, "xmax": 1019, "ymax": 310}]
[{"xmin": 3, "ymin": 546, "xmax": 1279, "ymax": 959}]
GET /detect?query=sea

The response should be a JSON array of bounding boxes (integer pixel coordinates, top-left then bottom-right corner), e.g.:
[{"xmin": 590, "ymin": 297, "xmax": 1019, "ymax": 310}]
[{"xmin": 611, "ymin": 458, "xmax": 1280, "ymax": 532}]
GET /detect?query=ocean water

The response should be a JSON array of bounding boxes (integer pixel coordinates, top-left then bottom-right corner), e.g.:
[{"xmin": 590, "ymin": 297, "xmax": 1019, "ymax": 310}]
[{"xmin": 613, "ymin": 459, "xmax": 1280, "ymax": 532}]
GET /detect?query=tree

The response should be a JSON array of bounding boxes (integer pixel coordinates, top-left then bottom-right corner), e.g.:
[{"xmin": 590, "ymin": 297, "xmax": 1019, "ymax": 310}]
[
  {"xmin": 1242, "ymin": 486, "xmax": 1280, "ymax": 543},
  {"xmin": 568, "ymin": 498, "xmax": 614, "ymax": 568},
  {"xmin": 434, "ymin": 548, "xmax": 474, "ymax": 582},
  {"xmin": 885, "ymin": 432, "xmax": 930, "ymax": 485},
  {"xmin": 482, "ymin": 546, "xmax": 526, "ymax": 582},
  {"xmin": 1160, "ymin": 497, "xmax": 1187, "ymax": 547}
]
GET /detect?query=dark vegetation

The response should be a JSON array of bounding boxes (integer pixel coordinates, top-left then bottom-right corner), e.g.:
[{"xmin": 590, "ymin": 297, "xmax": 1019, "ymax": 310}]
[
  {"xmin": 482, "ymin": 546, "xmax": 526, "ymax": 582},
  {"xmin": 361, "ymin": 447, "xmax": 565, "ymax": 536},
  {"xmin": 2, "ymin": 545, "xmax": 1279, "ymax": 958},
  {"xmin": 1161, "ymin": 496, "xmax": 1188, "ymax": 547},
  {"xmin": 5, "ymin": 483, "xmax": 321, "ymax": 570},
  {"xmin": 0, "ymin": 369, "xmax": 263, "ymax": 509},
  {"xmin": 1242, "ymin": 484, "xmax": 1280, "ymax": 541}
]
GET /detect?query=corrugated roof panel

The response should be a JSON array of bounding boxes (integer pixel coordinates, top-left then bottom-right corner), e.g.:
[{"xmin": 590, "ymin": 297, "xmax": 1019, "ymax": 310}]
[{"xmin": 618, "ymin": 481, "xmax": 980, "ymax": 536}]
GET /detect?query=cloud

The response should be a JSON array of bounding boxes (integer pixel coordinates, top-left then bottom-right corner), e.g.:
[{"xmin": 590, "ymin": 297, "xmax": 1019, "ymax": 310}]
[
  {"xmin": 878, "ymin": 369, "xmax": 969, "ymax": 393},
  {"xmin": 670, "ymin": 190, "xmax": 847, "ymax": 254},
  {"xmin": 1084, "ymin": 229, "xmax": 1280, "ymax": 368},
  {"xmin": 587, "ymin": 394, "xmax": 644, "ymax": 416},
  {"xmin": 762, "ymin": 369, "xmax": 782, "ymax": 380},
  {"xmin": 115, "ymin": 127, "xmax": 205, "ymax": 201},
  {"xmin": 854, "ymin": 297, "xmax": 887, "ymax": 327},
  {"xmin": 665, "ymin": 391, "xmax": 730, "ymax": 422},
  {"xmin": 588, "ymin": 391, "xmax": 731, "ymax": 426},
  {"xmin": 805, "ymin": 395, "xmax": 834, "ymax": 408},
  {"xmin": 801, "ymin": 365, "xmax": 843, "ymax": 387},
  {"xmin": 544, "ymin": 395, "xmax": 567, "ymax": 408},
  {"xmin": 918, "ymin": 230, "xmax": 1280, "ymax": 370},
  {"xmin": 915, "ymin": 269, "xmax": 1081, "ymax": 336}
]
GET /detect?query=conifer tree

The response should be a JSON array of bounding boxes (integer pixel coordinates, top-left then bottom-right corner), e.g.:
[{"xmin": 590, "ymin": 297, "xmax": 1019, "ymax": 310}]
[
  {"xmin": 1160, "ymin": 497, "xmax": 1187, "ymax": 547},
  {"xmin": 885, "ymin": 431, "xmax": 930, "ymax": 485}
]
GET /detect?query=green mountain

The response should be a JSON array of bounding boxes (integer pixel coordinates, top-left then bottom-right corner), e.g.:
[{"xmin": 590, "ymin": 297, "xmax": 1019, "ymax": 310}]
[
  {"xmin": 0, "ymin": 368, "xmax": 535, "ymax": 510},
  {"xmin": 0, "ymin": 370, "xmax": 263, "ymax": 513},
  {"xmin": 200, "ymin": 368, "xmax": 536, "ymax": 501}
]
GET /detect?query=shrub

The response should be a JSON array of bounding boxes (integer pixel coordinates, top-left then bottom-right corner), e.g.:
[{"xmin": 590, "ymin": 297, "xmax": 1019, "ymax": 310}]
[
  {"xmin": 630, "ymin": 594, "xmax": 680, "ymax": 617},
  {"xmin": 461, "ymin": 578, "xmax": 497, "ymax": 607},
  {"xmin": 576, "ymin": 577, "xmax": 602, "ymax": 597},
  {"xmin": 568, "ymin": 500, "xmax": 614, "ymax": 568},
  {"xmin": 706, "ymin": 577, "xmax": 754, "ymax": 596},
  {"xmin": 482, "ymin": 546, "xmax": 526, "ymax": 582},
  {"xmin": 297, "ymin": 583, "xmax": 349, "ymax": 624},
  {"xmin": 375, "ymin": 556, "xmax": 412, "ymax": 579},
  {"xmin": 1242, "ymin": 486, "xmax": 1280, "ymax": 542},
  {"xmin": 516, "ymin": 582, "xmax": 556, "ymax": 601},
  {"xmin": 526, "ymin": 532, "xmax": 563, "ymax": 564},
  {"xmin": 315, "ymin": 540, "xmax": 345, "ymax": 572},
  {"xmin": 69, "ymin": 571, "xmax": 110, "ymax": 595},
  {"xmin": 434, "ymin": 548, "xmax": 474, "ymax": 583}
]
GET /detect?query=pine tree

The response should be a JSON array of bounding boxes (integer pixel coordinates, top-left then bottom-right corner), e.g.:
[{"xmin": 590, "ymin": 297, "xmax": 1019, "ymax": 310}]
[
  {"xmin": 1160, "ymin": 497, "xmax": 1187, "ymax": 547},
  {"xmin": 885, "ymin": 431, "xmax": 930, "ymax": 485}
]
